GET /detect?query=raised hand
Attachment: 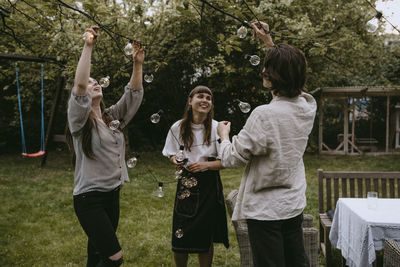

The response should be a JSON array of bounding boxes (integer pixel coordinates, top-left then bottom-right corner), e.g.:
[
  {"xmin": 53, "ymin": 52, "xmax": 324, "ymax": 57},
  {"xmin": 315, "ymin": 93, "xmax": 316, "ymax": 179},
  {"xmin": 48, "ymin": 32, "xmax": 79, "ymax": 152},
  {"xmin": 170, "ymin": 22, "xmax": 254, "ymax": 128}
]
[
  {"xmin": 251, "ymin": 21, "xmax": 274, "ymax": 48},
  {"xmin": 83, "ymin": 25, "xmax": 100, "ymax": 46}
]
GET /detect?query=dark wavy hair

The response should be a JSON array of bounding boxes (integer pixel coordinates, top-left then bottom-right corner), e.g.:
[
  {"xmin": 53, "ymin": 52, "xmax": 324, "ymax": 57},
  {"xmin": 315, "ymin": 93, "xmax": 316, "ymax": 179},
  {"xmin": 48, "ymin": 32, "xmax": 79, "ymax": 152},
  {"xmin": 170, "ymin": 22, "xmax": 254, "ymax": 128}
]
[
  {"xmin": 260, "ymin": 43, "xmax": 307, "ymax": 98},
  {"xmin": 180, "ymin": 85, "xmax": 214, "ymax": 151}
]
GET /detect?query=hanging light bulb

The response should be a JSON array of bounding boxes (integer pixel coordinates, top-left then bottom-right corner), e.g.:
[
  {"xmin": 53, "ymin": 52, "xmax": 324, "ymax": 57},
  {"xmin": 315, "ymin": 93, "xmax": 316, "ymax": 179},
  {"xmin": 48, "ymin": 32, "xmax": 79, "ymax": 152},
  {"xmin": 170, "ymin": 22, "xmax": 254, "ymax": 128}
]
[
  {"xmin": 366, "ymin": 12, "xmax": 382, "ymax": 33},
  {"xmin": 99, "ymin": 76, "xmax": 110, "ymax": 88},
  {"xmin": 175, "ymin": 145, "xmax": 185, "ymax": 163},
  {"xmin": 109, "ymin": 120, "xmax": 120, "ymax": 131},
  {"xmin": 237, "ymin": 21, "xmax": 249, "ymax": 39},
  {"xmin": 144, "ymin": 73, "xmax": 154, "ymax": 83},
  {"xmin": 150, "ymin": 109, "xmax": 164, "ymax": 124},
  {"xmin": 237, "ymin": 99, "xmax": 251, "ymax": 113},
  {"xmin": 175, "ymin": 228, "xmax": 184, "ymax": 238},
  {"xmin": 154, "ymin": 182, "xmax": 165, "ymax": 198},
  {"xmin": 82, "ymin": 31, "xmax": 94, "ymax": 41},
  {"xmin": 244, "ymin": 54, "xmax": 261, "ymax": 66},
  {"xmin": 124, "ymin": 39, "xmax": 133, "ymax": 56},
  {"xmin": 126, "ymin": 156, "xmax": 138, "ymax": 168}
]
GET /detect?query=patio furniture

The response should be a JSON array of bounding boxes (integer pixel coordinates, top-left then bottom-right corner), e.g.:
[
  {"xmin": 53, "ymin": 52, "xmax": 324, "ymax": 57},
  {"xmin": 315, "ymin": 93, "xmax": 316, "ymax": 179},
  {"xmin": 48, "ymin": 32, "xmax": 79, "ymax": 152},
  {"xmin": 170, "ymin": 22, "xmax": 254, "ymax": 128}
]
[
  {"xmin": 318, "ymin": 169, "xmax": 400, "ymax": 267},
  {"xmin": 226, "ymin": 189, "xmax": 319, "ymax": 267},
  {"xmin": 383, "ymin": 238, "xmax": 400, "ymax": 267}
]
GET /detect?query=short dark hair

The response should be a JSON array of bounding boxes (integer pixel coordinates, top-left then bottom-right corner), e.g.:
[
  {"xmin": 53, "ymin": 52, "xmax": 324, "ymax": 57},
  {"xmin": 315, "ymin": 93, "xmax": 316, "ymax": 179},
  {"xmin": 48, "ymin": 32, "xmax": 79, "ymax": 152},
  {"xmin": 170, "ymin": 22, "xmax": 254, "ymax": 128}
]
[{"xmin": 261, "ymin": 43, "xmax": 307, "ymax": 98}]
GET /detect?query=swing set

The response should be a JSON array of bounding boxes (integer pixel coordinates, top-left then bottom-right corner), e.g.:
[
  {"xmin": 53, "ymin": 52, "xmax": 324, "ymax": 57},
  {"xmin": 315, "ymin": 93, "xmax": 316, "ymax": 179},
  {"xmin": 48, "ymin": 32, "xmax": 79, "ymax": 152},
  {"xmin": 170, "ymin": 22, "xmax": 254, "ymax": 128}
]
[
  {"xmin": 15, "ymin": 62, "xmax": 46, "ymax": 158},
  {"xmin": 1, "ymin": 53, "xmax": 66, "ymax": 166}
]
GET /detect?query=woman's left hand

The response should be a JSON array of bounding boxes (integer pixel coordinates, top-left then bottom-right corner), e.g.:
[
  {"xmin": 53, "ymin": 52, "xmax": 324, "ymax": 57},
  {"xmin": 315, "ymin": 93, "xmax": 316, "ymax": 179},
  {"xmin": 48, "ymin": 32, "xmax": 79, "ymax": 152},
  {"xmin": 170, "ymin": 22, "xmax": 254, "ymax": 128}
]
[{"xmin": 186, "ymin": 162, "xmax": 208, "ymax": 173}]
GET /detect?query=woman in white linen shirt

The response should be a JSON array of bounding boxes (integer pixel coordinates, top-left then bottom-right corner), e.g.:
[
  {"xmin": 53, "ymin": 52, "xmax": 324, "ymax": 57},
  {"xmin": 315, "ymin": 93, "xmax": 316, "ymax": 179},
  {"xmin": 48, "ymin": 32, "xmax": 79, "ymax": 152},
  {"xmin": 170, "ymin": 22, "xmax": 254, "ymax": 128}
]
[
  {"xmin": 66, "ymin": 26, "xmax": 144, "ymax": 266},
  {"xmin": 162, "ymin": 86, "xmax": 229, "ymax": 267},
  {"xmin": 217, "ymin": 21, "xmax": 316, "ymax": 267}
]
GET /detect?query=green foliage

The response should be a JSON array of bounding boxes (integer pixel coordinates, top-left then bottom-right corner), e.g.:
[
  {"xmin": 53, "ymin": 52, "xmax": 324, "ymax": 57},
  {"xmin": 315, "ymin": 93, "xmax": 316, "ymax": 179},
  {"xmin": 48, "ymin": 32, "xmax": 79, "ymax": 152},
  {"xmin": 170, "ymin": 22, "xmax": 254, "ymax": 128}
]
[{"xmin": 0, "ymin": 0, "xmax": 399, "ymax": 152}]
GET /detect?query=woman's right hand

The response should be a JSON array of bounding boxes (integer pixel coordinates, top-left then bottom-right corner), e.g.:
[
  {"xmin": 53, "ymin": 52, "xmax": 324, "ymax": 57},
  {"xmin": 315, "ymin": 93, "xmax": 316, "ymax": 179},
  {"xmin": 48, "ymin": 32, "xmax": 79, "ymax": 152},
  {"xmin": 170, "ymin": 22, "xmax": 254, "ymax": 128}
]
[
  {"xmin": 251, "ymin": 21, "xmax": 274, "ymax": 48},
  {"xmin": 83, "ymin": 25, "xmax": 99, "ymax": 47},
  {"xmin": 170, "ymin": 156, "xmax": 184, "ymax": 167}
]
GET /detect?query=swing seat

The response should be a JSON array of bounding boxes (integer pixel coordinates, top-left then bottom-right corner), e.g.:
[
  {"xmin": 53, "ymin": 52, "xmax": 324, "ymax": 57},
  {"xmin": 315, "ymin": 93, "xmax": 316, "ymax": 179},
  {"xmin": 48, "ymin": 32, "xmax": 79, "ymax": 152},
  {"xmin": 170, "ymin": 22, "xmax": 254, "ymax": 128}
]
[{"xmin": 22, "ymin": 150, "xmax": 46, "ymax": 158}]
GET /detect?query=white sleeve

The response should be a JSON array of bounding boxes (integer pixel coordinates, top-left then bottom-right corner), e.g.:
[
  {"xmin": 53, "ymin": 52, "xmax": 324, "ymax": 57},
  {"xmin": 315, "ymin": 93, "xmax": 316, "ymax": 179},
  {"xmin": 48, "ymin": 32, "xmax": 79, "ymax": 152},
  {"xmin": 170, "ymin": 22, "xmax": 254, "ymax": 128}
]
[
  {"xmin": 162, "ymin": 122, "xmax": 181, "ymax": 158},
  {"xmin": 219, "ymin": 109, "xmax": 268, "ymax": 168}
]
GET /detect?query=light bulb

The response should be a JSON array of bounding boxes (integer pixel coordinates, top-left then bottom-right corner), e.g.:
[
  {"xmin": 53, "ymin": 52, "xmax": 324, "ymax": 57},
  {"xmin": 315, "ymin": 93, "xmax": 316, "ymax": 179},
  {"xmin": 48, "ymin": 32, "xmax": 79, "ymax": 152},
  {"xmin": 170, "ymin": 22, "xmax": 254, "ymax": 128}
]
[
  {"xmin": 82, "ymin": 31, "xmax": 94, "ymax": 41},
  {"xmin": 237, "ymin": 25, "xmax": 248, "ymax": 39},
  {"xmin": 124, "ymin": 40, "xmax": 133, "ymax": 56},
  {"xmin": 99, "ymin": 76, "xmax": 110, "ymax": 88},
  {"xmin": 144, "ymin": 73, "xmax": 154, "ymax": 83},
  {"xmin": 150, "ymin": 109, "xmax": 163, "ymax": 124},
  {"xmin": 127, "ymin": 157, "xmax": 137, "ymax": 168},
  {"xmin": 154, "ymin": 182, "xmax": 165, "ymax": 198},
  {"xmin": 109, "ymin": 120, "xmax": 120, "ymax": 131},
  {"xmin": 366, "ymin": 12, "xmax": 382, "ymax": 33},
  {"xmin": 175, "ymin": 145, "xmax": 185, "ymax": 163},
  {"xmin": 238, "ymin": 100, "xmax": 251, "ymax": 113},
  {"xmin": 175, "ymin": 228, "xmax": 184, "ymax": 238},
  {"xmin": 245, "ymin": 54, "xmax": 260, "ymax": 66}
]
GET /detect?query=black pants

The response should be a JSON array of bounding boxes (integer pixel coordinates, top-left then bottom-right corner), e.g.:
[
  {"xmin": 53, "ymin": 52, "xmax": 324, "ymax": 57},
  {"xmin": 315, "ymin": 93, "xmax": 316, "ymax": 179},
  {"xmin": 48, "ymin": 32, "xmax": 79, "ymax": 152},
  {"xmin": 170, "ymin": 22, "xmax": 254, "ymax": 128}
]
[
  {"xmin": 74, "ymin": 187, "xmax": 122, "ymax": 267},
  {"xmin": 247, "ymin": 213, "xmax": 310, "ymax": 267}
]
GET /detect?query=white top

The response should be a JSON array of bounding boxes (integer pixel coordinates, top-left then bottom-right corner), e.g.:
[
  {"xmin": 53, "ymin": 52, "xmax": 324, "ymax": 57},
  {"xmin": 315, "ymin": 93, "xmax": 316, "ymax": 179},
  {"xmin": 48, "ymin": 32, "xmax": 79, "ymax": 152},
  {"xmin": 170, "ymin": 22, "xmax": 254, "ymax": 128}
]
[
  {"xmin": 219, "ymin": 92, "xmax": 317, "ymax": 221},
  {"xmin": 68, "ymin": 84, "xmax": 143, "ymax": 195},
  {"xmin": 162, "ymin": 119, "xmax": 220, "ymax": 162},
  {"xmin": 330, "ymin": 198, "xmax": 400, "ymax": 267}
]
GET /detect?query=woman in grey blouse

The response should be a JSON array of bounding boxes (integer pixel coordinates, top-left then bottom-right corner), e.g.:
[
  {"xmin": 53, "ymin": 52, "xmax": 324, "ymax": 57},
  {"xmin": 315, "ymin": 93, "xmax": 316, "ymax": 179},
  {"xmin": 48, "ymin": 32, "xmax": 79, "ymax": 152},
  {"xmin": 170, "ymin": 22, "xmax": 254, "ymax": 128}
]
[
  {"xmin": 218, "ymin": 21, "xmax": 316, "ymax": 267},
  {"xmin": 66, "ymin": 26, "xmax": 144, "ymax": 266}
]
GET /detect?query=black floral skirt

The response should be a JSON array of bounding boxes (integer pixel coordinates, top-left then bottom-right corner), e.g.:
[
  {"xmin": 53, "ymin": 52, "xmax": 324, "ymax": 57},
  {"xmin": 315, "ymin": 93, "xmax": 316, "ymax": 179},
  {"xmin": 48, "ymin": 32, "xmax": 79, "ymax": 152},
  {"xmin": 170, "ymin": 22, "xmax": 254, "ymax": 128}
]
[{"xmin": 171, "ymin": 169, "xmax": 229, "ymax": 253}]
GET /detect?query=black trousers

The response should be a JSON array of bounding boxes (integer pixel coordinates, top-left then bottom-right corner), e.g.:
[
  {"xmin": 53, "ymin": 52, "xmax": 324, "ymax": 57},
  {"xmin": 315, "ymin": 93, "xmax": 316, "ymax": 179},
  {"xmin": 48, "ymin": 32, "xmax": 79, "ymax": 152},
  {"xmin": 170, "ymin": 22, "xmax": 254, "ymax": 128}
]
[
  {"xmin": 247, "ymin": 213, "xmax": 310, "ymax": 267},
  {"xmin": 74, "ymin": 187, "xmax": 121, "ymax": 267}
]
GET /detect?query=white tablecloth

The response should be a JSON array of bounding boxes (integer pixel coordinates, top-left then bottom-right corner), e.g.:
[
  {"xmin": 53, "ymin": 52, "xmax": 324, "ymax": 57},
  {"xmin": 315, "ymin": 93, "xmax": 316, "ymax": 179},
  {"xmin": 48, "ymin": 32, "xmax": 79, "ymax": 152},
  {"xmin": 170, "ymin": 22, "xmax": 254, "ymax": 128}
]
[{"xmin": 329, "ymin": 198, "xmax": 400, "ymax": 267}]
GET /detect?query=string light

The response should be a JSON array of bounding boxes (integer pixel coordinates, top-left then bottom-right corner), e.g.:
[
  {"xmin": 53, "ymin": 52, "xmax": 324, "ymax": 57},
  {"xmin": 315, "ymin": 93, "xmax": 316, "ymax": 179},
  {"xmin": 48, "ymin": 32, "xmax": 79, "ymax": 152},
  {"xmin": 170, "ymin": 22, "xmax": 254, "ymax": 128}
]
[
  {"xmin": 127, "ymin": 155, "xmax": 138, "ymax": 168},
  {"xmin": 124, "ymin": 39, "xmax": 133, "ymax": 56},
  {"xmin": 144, "ymin": 72, "xmax": 154, "ymax": 83},
  {"xmin": 109, "ymin": 120, "xmax": 120, "ymax": 131},
  {"xmin": 150, "ymin": 109, "xmax": 164, "ymax": 124},
  {"xmin": 237, "ymin": 99, "xmax": 251, "ymax": 113},
  {"xmin": 175, "ymin": 145, "xmax": 185, "ymax": 163},
  {"xmin": 366, "ymin": 11, "xmax": 382, "ymax": 33},
  {"xmin": 99, "ymin": 76, "xmax": 110, "ymax": 88},
  {"xmin": 82, "ymin": 31, "xmax": 94, "ymax": 41},
  {"xmin": 153, "ymin": 182, "xmax": 165, "ymax": 198},
  {"xmin": 237, "ymin": 22, "xmax": 249, "ymax": 39},
  {"xmin": 244, "ymin": 54, "xmax": 260, "ymax": 66}
]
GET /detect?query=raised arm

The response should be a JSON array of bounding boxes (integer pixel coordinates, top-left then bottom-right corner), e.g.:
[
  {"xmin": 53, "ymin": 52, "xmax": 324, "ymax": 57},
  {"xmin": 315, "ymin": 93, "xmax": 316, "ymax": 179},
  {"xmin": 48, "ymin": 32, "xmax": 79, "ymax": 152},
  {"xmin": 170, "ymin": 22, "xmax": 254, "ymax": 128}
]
[
  {"xmin": 129, "ymin": 40, "xmax": 144, "ymax": 89},
  {"xmin": 73, "ymin": 26, "xmax": 99, "ymax": 96},
  {"xmin": 251, "ymin": 21, "xmax": 275, "ymax": 49}
]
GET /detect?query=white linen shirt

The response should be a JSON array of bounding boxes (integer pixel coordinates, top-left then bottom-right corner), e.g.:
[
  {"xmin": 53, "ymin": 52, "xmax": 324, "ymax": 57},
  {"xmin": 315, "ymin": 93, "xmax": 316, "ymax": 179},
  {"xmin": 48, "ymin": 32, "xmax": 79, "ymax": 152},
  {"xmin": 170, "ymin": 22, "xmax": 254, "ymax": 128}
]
[
  {"xmin": 162, "ymin": 120, "xmax": 220, "ymax": 162},
  {"xmin": 219, "ymin": 92, "xmax": 316, "ymax": 221},
  {"xmin": 68, "ymin": 84, "xmax": 143, "ymax": 195}
]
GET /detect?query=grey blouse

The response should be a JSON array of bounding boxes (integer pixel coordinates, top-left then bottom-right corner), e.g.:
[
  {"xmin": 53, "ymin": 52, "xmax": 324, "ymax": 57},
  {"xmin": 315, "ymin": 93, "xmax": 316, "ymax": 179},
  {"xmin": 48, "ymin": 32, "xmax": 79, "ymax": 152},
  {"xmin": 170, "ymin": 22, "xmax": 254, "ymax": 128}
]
[{"xmin": 68, "ymin": 84, "xmax": 143, "ymax": 195}]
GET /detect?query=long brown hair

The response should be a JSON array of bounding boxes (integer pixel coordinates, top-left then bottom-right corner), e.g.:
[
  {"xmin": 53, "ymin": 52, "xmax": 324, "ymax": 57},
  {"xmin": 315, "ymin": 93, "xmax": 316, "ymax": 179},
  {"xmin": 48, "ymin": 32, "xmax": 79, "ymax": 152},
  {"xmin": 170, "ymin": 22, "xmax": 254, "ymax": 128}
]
[
  {"xmin": 66, "ymin": 97, "xmax": 113, "ymax": 162},
  {"xmin": 180, "ymin": 86, "xmax": 214, "ymax": 151}
]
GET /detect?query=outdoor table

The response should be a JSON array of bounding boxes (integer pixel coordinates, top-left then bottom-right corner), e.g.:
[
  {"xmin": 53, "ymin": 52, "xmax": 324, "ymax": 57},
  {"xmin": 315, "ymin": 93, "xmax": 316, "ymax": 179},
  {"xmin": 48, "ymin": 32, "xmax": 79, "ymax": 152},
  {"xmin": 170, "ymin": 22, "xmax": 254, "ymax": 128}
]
[{"xmin": 329, "ymin": 198, "xmax": 400, "ymax": 267}]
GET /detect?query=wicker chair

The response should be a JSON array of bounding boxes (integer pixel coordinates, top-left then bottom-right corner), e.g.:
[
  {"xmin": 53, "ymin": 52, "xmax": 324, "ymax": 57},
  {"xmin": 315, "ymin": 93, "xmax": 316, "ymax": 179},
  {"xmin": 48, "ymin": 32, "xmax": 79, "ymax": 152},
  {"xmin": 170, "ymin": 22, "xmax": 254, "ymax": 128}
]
[
  {"xmin": 384, "ymin": 238, "xmax": 400, "ymax": 267},
  {"xmin": 226, "ymin": 190, "xmax": 319, "ymax": 267}
]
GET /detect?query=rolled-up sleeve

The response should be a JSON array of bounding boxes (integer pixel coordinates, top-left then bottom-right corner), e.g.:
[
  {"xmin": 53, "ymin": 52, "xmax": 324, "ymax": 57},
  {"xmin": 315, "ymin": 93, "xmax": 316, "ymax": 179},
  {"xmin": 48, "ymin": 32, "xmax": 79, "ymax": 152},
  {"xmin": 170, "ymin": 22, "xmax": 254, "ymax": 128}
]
[
  {"xmin": 106, "ymin": 84, "xmax": 144, "ymax": 129},
  {"xmin": 67, "ymin": 91, "xmax": 92, "ymax": 135},
  {"xmin": 219, "ymin": 109, "xmax": 268, "ymax": 168}
]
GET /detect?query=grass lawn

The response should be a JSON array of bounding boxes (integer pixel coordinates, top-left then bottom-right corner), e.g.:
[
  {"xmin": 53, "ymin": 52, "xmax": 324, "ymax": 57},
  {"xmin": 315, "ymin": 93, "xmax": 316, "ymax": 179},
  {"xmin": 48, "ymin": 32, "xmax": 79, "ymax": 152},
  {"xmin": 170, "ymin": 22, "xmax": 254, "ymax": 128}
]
[{"xmin": 0, "ymin": 149, "xmax": 399, "ymax": 266}]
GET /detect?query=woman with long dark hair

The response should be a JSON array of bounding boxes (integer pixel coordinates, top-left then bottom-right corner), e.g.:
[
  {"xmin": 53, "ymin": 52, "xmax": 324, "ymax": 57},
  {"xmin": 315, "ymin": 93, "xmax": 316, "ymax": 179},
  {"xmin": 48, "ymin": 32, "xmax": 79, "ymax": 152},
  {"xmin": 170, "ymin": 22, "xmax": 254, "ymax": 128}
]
[
  {"xmin": 162, "ymin": 86, "xmax": 229, "ymax": 267},
  {"xmin": 66, "ymin": 25, "xmax": 144, "ymax": 266}
]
